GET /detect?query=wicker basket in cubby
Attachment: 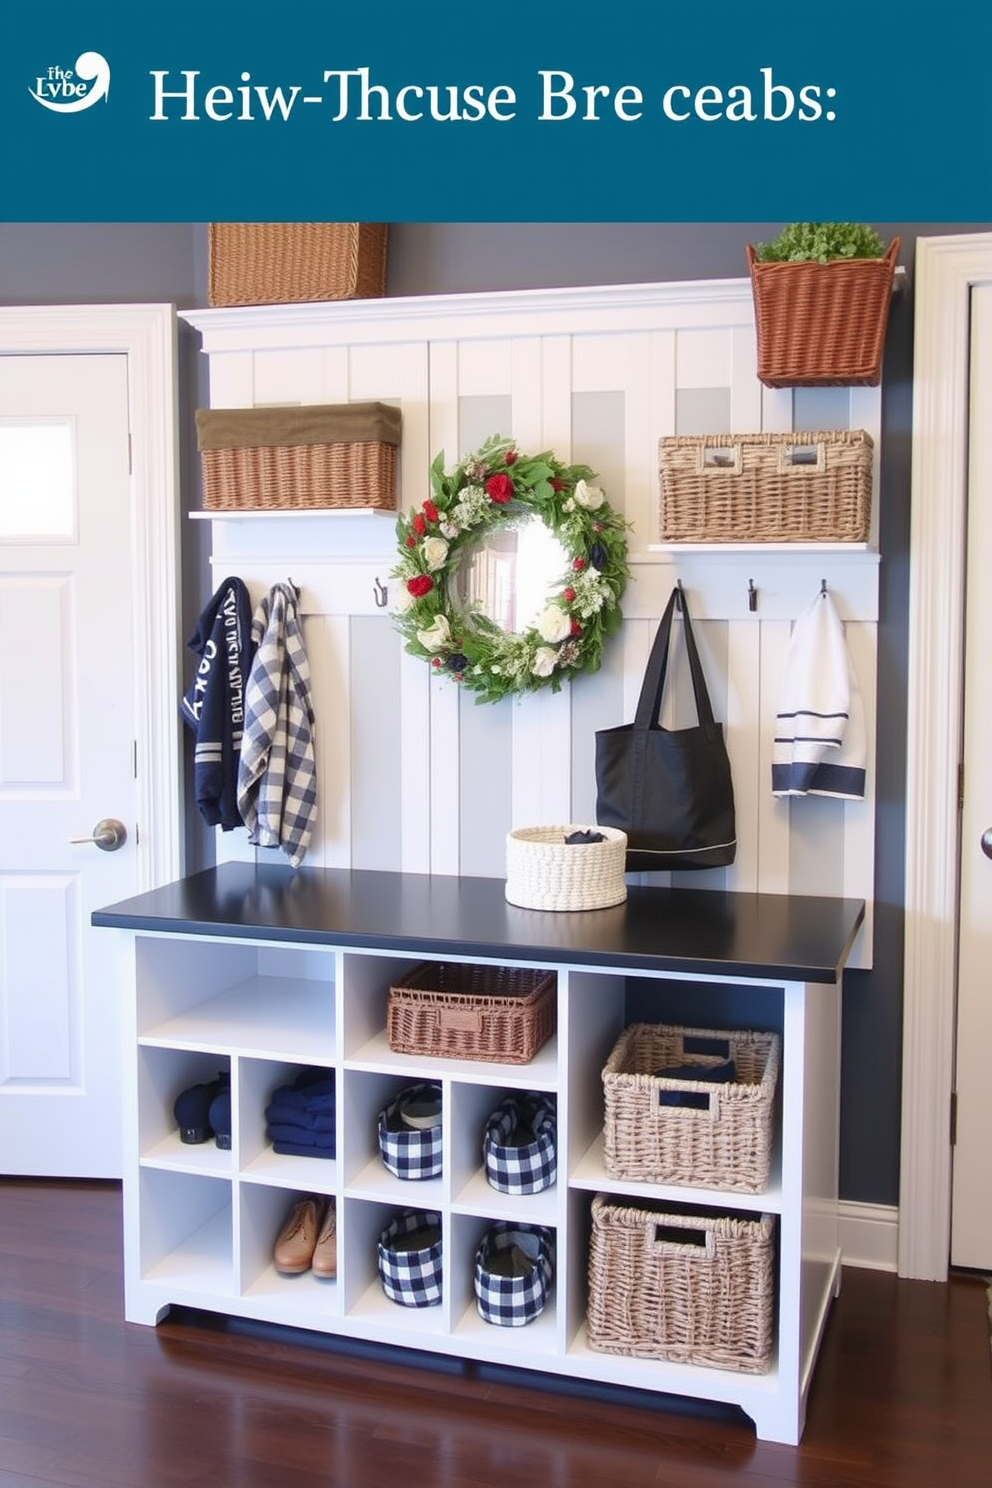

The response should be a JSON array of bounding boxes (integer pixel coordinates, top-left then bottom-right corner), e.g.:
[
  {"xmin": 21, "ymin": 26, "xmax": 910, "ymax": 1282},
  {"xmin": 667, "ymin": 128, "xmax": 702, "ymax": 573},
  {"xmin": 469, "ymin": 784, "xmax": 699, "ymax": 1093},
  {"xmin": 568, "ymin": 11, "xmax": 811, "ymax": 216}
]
[
  {"xmin": 602, "ymin": 1023, "xmax": 780, "ymax": 1193},
  {"xmin": 387, "ymin": 963, "xmax": 556, "ymax": 1065},
  {"xmin": 586, "ymin": 1194, "xmax": 775, "ymax": 1373},
  {"xmin": 658, "ymin": 429, "xmax": 872, "ymax": 543}
]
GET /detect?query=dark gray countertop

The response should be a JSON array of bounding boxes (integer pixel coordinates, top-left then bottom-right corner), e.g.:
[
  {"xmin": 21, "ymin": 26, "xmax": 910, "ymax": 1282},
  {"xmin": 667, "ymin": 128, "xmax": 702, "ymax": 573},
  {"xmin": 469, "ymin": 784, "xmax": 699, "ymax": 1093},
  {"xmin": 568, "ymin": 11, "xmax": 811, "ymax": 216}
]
[{"xmin": 92, "ymin": 863, "xmax": 865, "ymax": 984}]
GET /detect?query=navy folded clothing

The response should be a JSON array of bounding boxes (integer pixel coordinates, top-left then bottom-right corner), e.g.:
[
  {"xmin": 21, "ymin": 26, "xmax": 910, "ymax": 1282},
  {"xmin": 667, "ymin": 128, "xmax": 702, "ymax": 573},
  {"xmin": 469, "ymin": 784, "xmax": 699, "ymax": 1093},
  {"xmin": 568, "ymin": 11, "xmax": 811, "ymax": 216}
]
[
  {"xmin": 266, "ymin": 1122, "xmax": 335, "ymax": 1147},
  {"xmin": 264, "ymin": 1101, "xmax": 336, "ymax": 1132},
  {"xmin": 272, "ymin": 1140, "xmax": 336, "ymax": 1159},
  {"xmin": 270, "ymin": 1069, "xmax": 335, "ymax": 1109},
  {"xmin": 654, "ymin": 1058, "xmax": 737, "ymax": 1108}
]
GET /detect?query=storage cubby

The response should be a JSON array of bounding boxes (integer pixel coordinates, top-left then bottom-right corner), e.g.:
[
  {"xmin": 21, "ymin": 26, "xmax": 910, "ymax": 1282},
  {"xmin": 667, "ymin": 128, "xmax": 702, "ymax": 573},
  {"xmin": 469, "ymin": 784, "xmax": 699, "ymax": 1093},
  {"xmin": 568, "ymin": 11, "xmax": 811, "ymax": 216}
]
[
  {"xmin": 239, "ymin": 1056, "xmax": 338, "ymax": 1188},
  {"xmin": 98, "ymin": 862, "xmax": 863, "ymax": 1444},
  {"xmin": 238, "ymin": 1183, "xmax": 339, "ymax": 1321},
  {"xmin": 137, "ymin": 1046, "xmax": 232, "ymax": 1172}
]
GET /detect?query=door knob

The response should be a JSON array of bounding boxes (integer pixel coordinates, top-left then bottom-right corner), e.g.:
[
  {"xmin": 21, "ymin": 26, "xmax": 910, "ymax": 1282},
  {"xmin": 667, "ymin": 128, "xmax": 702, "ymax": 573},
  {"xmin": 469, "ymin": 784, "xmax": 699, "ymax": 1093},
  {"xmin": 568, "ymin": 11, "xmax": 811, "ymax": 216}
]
[
  {"xmin": 69, "ymin": 817, "xmax": 128, "ymax": 852},
  {"xmin": 981, "ymin": 829, "xmax": 992, "ymax": 860}
]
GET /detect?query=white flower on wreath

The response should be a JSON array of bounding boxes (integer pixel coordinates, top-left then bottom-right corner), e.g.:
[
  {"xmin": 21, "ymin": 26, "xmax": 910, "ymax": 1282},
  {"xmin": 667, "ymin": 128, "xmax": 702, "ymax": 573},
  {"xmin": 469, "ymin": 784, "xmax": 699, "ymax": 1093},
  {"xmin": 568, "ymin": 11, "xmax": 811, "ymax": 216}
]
[
  {"xmin": 393, "ymin": 586, "xmax": 416, "ymax": 614},
  {"xmin": 531, "ymin": 646, "xmax": 559, "ymax": 678},
  {"xmin": 574, "ymin": 479, "xmax": 604, "ymax": 510},
  {"xmin": 422, "ymin": 535, "xmax": 449, "ymax": 571},
  {"xmin": 537, "ymin": 604, "xmax": 572, "ymax": 643},
  {"xmin": 416, "ymin": 613, "xmax": 452, "ymax": 652}
]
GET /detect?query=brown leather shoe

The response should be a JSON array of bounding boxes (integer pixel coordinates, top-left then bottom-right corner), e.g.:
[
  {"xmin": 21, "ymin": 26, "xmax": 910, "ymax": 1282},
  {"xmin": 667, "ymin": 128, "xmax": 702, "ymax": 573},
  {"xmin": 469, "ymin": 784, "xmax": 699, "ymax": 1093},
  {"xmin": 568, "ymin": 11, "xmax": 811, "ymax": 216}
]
[
  {"xmin": 273, "ymin": 1196, "xmax": 323, "ymax": 1275},
  {"xmin": 312, "ymin": 1197, "xmax": 337, "ymax": 1279}
]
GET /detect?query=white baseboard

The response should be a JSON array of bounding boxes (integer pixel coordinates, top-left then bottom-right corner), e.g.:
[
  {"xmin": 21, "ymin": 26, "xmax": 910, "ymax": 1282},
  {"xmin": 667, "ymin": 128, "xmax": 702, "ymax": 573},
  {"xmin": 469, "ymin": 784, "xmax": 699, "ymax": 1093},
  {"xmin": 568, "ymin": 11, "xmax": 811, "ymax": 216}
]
[{"xmin": 839, "ymin": 1201, "xmax": 899, "ymax": 1272}]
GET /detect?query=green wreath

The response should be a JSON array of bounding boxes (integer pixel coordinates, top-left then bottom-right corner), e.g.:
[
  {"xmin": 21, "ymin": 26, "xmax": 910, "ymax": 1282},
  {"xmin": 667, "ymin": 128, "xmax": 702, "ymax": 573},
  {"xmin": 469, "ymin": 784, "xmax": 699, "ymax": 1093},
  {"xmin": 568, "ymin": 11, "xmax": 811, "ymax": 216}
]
[{"xmin": 391, "ymin": 434, "xmax": 629, "ymax": 704}]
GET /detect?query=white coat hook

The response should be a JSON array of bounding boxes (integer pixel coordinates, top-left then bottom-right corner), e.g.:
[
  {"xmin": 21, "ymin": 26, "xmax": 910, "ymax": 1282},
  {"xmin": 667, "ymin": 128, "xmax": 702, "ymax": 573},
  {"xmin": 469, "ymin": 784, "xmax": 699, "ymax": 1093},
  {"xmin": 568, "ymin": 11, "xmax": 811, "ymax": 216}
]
[{"xmin": 373, "ymin": 577, "xmax": 389, "ymax": 609}]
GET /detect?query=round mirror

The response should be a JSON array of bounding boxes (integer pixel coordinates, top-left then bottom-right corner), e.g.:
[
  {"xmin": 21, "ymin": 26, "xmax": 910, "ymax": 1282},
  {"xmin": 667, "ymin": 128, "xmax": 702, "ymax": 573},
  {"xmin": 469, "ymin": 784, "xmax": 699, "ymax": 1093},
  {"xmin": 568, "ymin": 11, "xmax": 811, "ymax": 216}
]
[
  {"xmin": 391, "ymin": 435, "xmax": 629, "ymax": 704},
  {"xmin": 452, "ymin": 513, "xmax": 570, "ymax": 635}
]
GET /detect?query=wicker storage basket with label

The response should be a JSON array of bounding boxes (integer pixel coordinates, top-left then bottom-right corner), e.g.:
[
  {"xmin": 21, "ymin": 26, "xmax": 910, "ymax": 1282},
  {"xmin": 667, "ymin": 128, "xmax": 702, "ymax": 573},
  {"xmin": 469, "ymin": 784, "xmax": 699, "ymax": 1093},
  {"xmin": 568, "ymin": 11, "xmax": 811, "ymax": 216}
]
[
  {"xmin": 208, "ymin": 223, "xmax": 388, "ymax": 307},
  {"xmin": 195, "ymin": 402, "xmax": 401, "ymax": 512},
  {"xmin": 602, "ymin": 1023, "xmax": 780, "ymax": 1193},
  {"xmin": 658, "ymin": 429, "xmax": 872, "ymax": 543},
  {"xmin": 586, "ymin": 1195, "xmax": 775, "ymax": 1372},
  {"xmin": 387, "ymin": 963, "xmax": 556, "ymax": 1064}
]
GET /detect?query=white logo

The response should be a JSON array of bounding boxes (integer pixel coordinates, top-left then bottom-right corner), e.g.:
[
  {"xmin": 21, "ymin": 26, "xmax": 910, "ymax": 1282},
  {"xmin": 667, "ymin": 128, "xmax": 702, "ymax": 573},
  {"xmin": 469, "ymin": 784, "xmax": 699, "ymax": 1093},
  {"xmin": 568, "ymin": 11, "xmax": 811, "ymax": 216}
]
[{"xmin": 29, "ymin": 51, "xmax": 111, "ymax": 113}]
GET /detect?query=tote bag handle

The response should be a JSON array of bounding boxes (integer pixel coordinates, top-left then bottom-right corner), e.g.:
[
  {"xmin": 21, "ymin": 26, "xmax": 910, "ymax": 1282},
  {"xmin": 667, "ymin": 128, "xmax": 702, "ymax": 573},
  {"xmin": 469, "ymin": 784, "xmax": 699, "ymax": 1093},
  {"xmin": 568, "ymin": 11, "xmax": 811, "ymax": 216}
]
[{"xmin": 633, "ymin": 585, "xmax": 717, "ymax": 731}]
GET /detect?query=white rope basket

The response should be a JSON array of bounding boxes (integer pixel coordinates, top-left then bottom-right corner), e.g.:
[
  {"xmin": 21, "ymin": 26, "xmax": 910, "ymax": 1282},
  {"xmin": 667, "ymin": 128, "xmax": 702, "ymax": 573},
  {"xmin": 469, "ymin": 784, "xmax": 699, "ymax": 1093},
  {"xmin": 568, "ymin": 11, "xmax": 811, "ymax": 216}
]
[{"xmin": 505, "ymin": 825, "xmax": 628, "ymax": 912}]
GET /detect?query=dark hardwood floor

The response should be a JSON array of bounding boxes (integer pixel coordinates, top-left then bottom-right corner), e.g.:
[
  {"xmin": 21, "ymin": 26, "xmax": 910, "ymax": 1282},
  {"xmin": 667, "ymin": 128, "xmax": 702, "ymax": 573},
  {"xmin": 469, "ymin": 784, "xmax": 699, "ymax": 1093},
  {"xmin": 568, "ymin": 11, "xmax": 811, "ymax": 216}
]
[{"xmin": 1, "ymin": 1180, "xmax": 989, "ymax": 1488}]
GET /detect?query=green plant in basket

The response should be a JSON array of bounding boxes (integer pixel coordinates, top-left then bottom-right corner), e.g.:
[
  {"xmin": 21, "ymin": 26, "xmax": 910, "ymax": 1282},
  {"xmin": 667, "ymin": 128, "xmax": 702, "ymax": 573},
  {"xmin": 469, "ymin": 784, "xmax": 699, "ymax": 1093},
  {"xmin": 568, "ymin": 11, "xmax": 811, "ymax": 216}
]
[
  {"xmin": 752, "ymin": 222, "xmax": 888, "ymax": 265},
  {"xmin": 391, "ymin": 434, "xmax": 629, "ymax": 705}
]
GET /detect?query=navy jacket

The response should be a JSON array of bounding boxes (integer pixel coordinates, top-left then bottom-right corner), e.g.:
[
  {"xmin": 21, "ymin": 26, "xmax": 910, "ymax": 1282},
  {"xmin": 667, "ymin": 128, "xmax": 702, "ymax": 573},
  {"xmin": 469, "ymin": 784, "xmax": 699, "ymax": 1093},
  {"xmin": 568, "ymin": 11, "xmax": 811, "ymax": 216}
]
[{"xmin": 180, "ymin": 576, "xmax": 254, "ymax": 829}]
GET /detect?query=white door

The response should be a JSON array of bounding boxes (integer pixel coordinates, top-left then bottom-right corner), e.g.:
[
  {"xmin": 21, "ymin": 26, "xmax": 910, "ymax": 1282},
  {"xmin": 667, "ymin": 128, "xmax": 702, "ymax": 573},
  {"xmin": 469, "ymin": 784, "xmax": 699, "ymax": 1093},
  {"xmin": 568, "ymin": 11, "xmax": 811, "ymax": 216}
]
[
  {"xmin": 0, "ymin": 352, "xmax": 141, "ymax": 1177},
  {"xmin": 951, "ymin": 281, "xmax": 992, "ymax": 1269}
]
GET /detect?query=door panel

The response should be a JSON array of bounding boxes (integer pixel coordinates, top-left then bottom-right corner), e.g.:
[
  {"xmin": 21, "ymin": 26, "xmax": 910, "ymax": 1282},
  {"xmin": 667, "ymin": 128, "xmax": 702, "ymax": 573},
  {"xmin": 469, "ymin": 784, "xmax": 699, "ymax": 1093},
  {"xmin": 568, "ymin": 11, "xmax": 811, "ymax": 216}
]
[
  {"xmin": 951, "ymin": 282, "xmax": 992, "ymax": 1269},
  {"xmin": 0, "ymin": 352, "xmax": 137, "ymax": 1176}
]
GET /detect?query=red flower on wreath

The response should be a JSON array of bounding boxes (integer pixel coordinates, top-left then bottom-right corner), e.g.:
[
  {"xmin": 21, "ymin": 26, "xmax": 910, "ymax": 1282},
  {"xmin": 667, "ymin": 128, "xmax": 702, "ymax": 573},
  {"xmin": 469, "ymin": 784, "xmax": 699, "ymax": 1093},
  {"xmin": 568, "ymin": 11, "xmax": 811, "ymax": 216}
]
[
  {"xmin": 406, "ymin": 574, "xmax": 434, "ymax": 598},
  {"xmin": 486, "ymin": 473, "xmax": 513, "ymax": 504},
  {"xmin": 573, "ymin": 557, "xmax": 586, "ymax": 571},
  {"xmin": 562, "ymin": 586, "xmax": 576, "ymax": 603},
  {"xmin": 412, "ymin": 512, "xmax": 427, "ymax": 535},
  {"xmin": 504, "ymin": 450, "xmax": 518, "ymax": 466},
  {"xmin": 570, "ymin": 619, "xmax": 583, "ymax": 636},
  {"xmin": 422, "ymin": 498, "xmax": 439, "ymax": 522},
  {"xmin": 405, "ymin": 535, "xmax": 416, "ymax": 548},
  {"xmin": 550, "ymin": 478, "xmax": 568, "ymax": 492}
]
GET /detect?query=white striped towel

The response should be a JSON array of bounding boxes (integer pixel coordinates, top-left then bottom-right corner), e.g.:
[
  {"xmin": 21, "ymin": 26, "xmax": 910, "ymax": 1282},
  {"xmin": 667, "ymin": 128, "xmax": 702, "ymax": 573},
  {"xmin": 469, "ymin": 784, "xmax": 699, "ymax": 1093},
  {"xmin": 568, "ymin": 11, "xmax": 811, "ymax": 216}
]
[
  {"xmin": 772, "ymin": 590, "xmax": 866, "ymax": 800},
  {"xmin": 237, "ymin": 582, "xmax": 317, "ymax": 866}
]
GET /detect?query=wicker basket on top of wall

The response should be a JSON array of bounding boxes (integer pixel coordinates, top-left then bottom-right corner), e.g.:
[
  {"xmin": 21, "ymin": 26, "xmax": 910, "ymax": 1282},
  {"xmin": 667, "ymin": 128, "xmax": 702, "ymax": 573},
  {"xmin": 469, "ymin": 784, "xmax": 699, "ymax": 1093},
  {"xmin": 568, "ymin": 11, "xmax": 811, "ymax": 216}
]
[
  {"xmin": 208, "ymin": 223, "xmax": 388, "ymax": 307},
  {"xmin": 747, "ymin": 237, "xmax": 899, "ymax": 388}
]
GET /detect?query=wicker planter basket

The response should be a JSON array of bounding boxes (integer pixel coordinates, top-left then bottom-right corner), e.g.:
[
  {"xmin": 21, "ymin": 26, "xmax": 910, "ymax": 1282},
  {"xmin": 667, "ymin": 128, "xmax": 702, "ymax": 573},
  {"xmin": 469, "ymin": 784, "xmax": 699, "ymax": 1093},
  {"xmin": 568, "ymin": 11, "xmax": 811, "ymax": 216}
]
[
  {"xmin": 387, "ymin": 963, "xmax": 556, "ymax": 1065},
  {"xmin": 747, "ymin": 238, "xmax": 899, "ymax": 388},
  {"xmin": 586, "ymin": 1195, "xmax": 775, "ymax": 1372},
  {"xmin": 195, "ymin": 401, "xmax": 401, "ymax": 512},
  {"xmin": 505, "ymin": 825, "xmax": 628, "ymax": 912},
  {"xmin": 602, "ymin": 1023, "xmax": 780, "ymax": 1193},
  {"xmin": 208, "ymin": 223, "xmax": 387, "ymax": 307},
  {"xmin": 658, "ymin": 429, "xmax": 872, "ymax": 543}
]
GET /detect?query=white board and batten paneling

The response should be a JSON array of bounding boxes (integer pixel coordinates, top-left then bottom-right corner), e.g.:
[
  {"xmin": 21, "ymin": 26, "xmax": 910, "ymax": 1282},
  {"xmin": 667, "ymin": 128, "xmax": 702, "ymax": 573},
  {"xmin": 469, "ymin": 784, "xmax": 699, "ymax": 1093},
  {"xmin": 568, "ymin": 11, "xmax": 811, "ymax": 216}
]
[{"xmin": 182, "ymin": 280, "xmax": 880, "ymax": 968}]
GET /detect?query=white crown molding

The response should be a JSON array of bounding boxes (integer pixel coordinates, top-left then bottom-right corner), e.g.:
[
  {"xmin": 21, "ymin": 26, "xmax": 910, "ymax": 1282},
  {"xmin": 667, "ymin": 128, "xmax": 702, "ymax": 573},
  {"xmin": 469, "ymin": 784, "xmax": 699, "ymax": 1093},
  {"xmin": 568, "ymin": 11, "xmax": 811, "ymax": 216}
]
[
  {"xmin": 901, "ymin": 233, "xmax": 992, "ymax": 1280},
  {"xmin": 181, "ymin": 276, "xmax": 759, "ymax": 351}
]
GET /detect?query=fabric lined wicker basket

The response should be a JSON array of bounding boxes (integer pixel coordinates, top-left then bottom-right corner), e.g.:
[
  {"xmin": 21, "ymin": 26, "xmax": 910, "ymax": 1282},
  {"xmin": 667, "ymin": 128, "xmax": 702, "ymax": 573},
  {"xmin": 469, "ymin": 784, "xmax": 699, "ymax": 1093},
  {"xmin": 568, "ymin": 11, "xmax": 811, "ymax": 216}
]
[
  {"xmin": 586, "ymin": 1195, "xmax": 775, "ymax": 1373},
  {"xmin": 195, "ymin": 401, "xmax": 401, "ymax": 512},
  {"xmin": 658, "ymin": 429, "xmax": 872, "ymax": 543},
  {"xmin": 387, "ymin": 963, "xmax": 556, "ymax": 1065},
  {"xmin": 747, "ymin": 237, "xmax": 899, "ymax": 387},
  {"xmin": 208, "ymin": 222, "xmax": 388, "ymax": 307},
  {"xmin": 602, "ymin": 1023, "xmax": 780, "ymax": 1193},
  {"xmin": 505, "ymin": 825, "xmax": 628, "ymax": 912}
]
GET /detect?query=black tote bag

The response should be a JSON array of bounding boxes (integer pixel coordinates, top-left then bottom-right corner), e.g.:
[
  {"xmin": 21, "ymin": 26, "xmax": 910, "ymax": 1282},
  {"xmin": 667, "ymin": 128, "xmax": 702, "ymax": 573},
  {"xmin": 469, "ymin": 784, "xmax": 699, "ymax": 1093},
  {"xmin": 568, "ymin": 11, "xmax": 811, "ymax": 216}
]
[{"xmin": 595, "ymin": 586, "xmax": 736, "ymax": 872}]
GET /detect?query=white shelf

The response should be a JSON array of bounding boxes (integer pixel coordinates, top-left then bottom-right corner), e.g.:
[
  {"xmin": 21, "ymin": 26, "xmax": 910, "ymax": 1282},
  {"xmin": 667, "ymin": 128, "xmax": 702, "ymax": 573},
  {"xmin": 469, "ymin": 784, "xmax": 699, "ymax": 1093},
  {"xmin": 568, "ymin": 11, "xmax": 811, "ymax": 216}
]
[
  {"xmin": 346, "ymin": 1028, "xmax": 559, "ymax": 1087},
  {"xmin": 139, "ymin": 975, "xmax": 335, "ymax": 1060},
  {"xmin": 241, "ymin": 1149, "xmax": 337, "ymax": 1191},
  {"xmin": 569, "ymin": 1131, "xmax": 783, "ymax": 1216},
  {"xmin": 189, "ymin": 508, "xmax": 395, "ymax": 520}
]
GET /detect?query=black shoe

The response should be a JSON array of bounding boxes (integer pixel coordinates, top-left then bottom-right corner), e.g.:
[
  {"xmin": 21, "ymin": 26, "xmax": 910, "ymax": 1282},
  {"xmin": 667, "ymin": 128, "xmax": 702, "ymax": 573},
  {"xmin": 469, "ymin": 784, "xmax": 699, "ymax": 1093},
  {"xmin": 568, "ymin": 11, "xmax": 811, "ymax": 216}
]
[
  {"xmin": 174, "ymin": 1071, "xmax": 229, "ymax": 1144},
  {"xmin": 208, "ymin": 1086, "xmax": 232, "ymax": 1149}
]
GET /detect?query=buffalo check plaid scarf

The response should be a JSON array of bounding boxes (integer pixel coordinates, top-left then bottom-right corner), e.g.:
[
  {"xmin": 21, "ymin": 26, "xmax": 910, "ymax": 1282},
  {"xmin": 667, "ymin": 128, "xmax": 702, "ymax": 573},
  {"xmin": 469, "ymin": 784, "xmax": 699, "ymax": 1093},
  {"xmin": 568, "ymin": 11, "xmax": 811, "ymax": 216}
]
[{"xmin": 237, "ymin": 582, "xmax": 317, "ymax": 867}]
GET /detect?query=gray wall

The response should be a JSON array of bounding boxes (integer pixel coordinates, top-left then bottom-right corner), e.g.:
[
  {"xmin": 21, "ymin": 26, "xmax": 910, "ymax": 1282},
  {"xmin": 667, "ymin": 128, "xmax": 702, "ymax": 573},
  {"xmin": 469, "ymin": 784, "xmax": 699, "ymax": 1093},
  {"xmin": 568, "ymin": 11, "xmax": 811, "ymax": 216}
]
[{"xmin": 2, "ymin": 219, "xmax": 987, "ymax": 1208}]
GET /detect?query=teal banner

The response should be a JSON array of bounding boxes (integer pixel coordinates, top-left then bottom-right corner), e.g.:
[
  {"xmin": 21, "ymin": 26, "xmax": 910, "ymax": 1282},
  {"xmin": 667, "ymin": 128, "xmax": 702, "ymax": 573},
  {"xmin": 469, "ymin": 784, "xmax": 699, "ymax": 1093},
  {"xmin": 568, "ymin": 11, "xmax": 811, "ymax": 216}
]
[{"xmin": 0, "ymin": 0, "xmax": 988, "ymax": 221}]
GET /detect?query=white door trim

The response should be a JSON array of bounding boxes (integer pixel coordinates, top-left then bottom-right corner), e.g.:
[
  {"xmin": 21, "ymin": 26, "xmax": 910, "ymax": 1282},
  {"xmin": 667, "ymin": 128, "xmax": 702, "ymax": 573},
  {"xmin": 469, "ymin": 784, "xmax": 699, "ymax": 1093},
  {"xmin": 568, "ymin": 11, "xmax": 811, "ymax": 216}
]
[
  {"xmin": 900, "ymin": 233, "xmax": 992, "ymax": 1280},
  {"xmin": 0, "ymin": 303, "xmax": 183, "ymax": 891}
]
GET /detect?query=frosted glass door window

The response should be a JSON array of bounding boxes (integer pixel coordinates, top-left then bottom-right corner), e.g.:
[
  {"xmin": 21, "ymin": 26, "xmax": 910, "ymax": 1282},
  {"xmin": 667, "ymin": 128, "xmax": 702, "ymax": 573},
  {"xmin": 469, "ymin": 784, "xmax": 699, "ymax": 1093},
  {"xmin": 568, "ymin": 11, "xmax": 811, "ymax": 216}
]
[{"xmin": 0, "ymin": 421, "xmax": 76, "ymax": 539}]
